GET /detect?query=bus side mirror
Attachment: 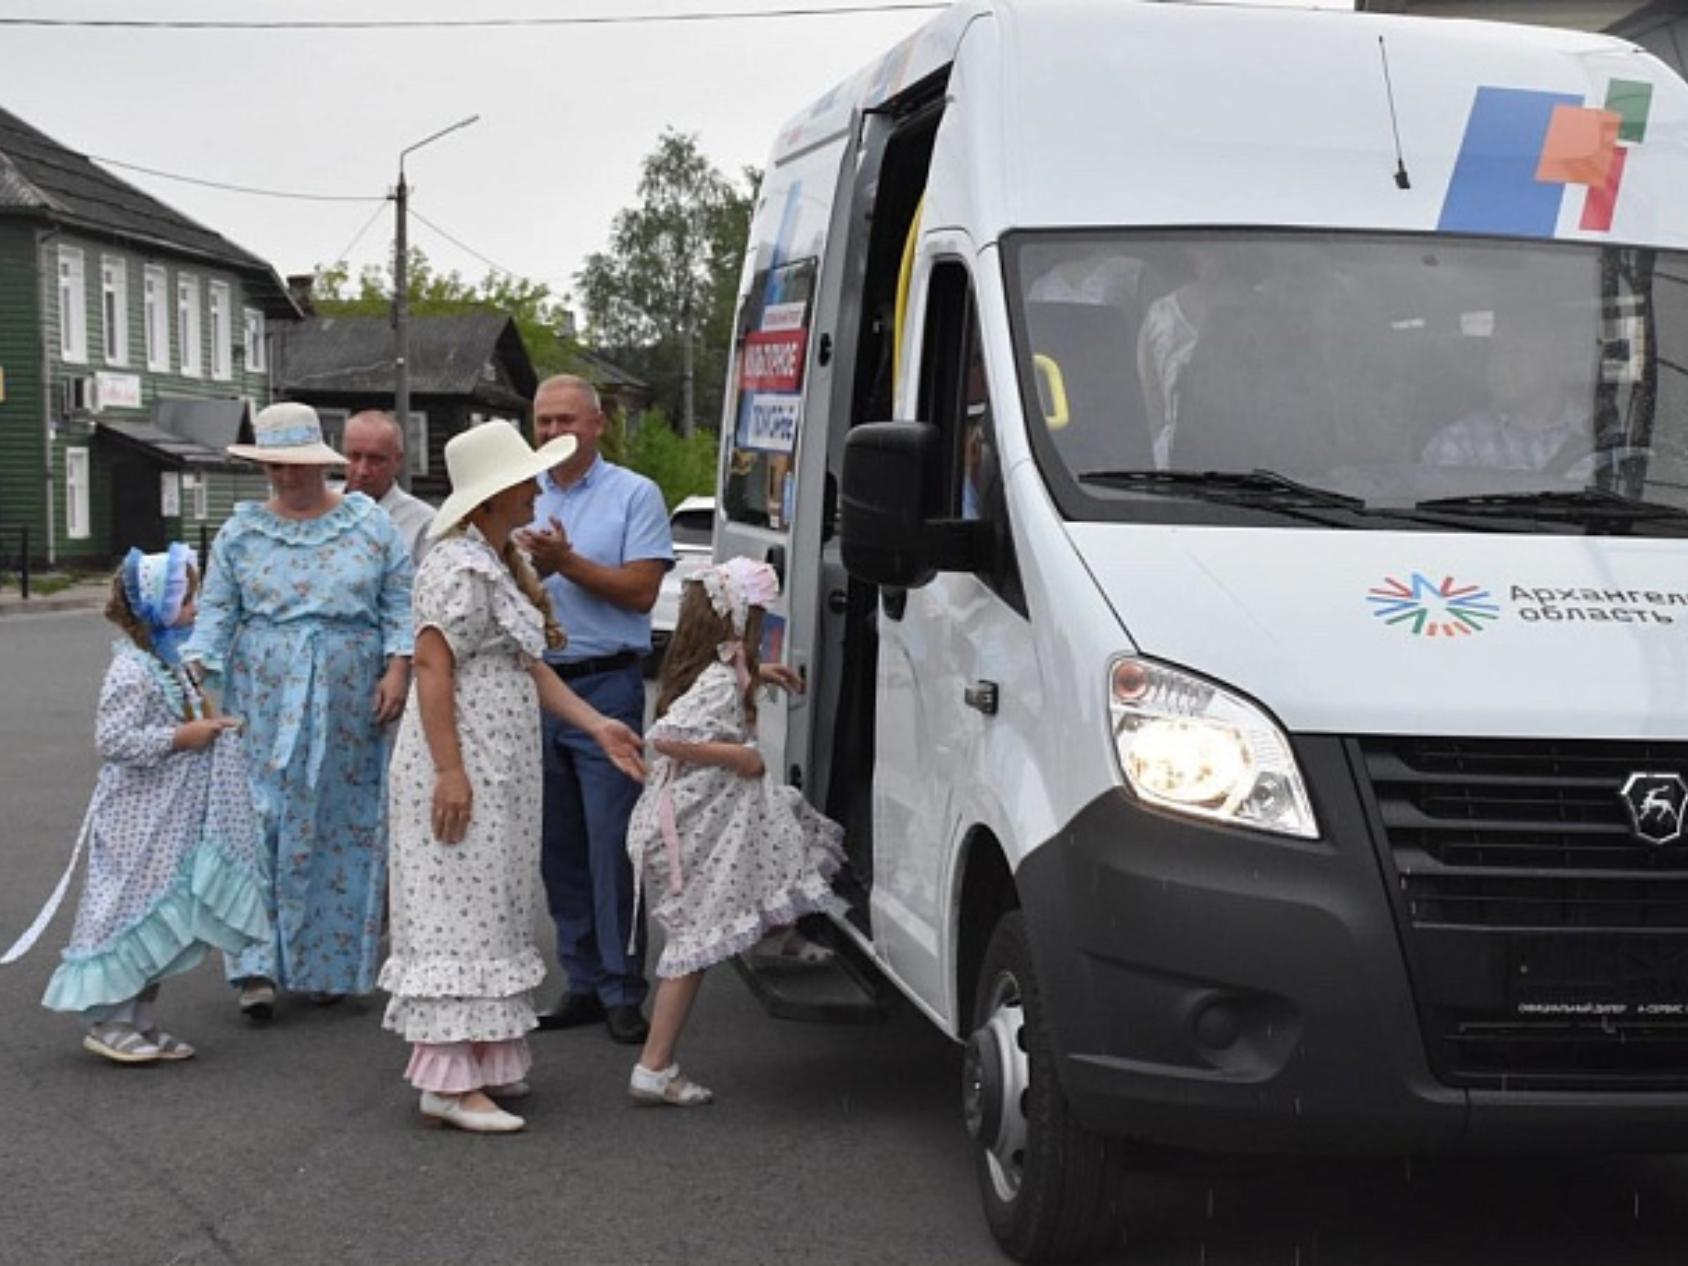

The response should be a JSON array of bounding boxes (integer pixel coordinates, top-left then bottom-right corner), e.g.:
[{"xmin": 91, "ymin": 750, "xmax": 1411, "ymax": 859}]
[
  {"xmin": 842, "ymin": 421, "xmax": 940, "ymax": 589},
  {"xmin": 842, "ymin": 421, "xmax": 987, "ymax": 588}
]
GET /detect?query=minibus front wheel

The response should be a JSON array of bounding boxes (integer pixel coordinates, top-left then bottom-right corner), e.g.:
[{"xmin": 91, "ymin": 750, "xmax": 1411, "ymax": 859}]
[{"xmin": 967, "ymin": 910, "xmax": 1124, "ymax": 1262}]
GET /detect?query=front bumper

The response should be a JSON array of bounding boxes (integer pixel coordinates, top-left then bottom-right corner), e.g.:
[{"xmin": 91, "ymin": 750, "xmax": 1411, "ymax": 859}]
[{"xmin": 1016, "ymin": 737, "xmax": 1688, "ymax": 1155}]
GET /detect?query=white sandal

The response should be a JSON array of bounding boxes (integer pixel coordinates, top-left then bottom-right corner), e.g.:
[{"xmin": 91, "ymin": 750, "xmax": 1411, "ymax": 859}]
[
  {"xmin": 83, "ymin": 1020, "xmax": 161, "ymax": 1065},
  {"xmin": 749, "ymin": 928, "xmax": 835, "ymax": 971},
  {"xmin": 144, "ymin": 1029, "xmax": 196, "ymax": 1062},
  {"xmin": 629, "ymin": 1062, "xmax": 713, "ymax": 1107}
]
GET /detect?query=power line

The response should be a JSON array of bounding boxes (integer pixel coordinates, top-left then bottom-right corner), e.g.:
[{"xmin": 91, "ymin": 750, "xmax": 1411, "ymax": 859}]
[
  {"xmin": 408, "ymin": 205, "xmax": 521, "ymax": 280},
  {"xmin": 91, "ymin": 155, "xmax": 384, "ymax": 203},
  {"xmin": 329, "ymin": 200, "xmax": 393, "ymax": 270},
  {"xmin": 0, "ymin": 3, "xmax": 943, "ymax": 30}
]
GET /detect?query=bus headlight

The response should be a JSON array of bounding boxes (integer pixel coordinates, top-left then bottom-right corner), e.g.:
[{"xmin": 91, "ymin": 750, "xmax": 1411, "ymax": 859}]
[{"xmin": 1108, "ymin": 658, "xmax": 1317, "ymax": 840}]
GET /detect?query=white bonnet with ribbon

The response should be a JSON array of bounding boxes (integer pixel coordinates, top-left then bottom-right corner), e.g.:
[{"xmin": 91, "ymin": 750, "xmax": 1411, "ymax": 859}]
[{"xmin": 695, "ymin": 556, "xmax": 780, "ymax": 638}]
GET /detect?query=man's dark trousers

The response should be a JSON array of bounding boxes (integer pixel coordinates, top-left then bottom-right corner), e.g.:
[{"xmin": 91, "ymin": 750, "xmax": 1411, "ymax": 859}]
[{"xmin": 540, "ymin": 661, "xmax": 648, "ymax": 1009}]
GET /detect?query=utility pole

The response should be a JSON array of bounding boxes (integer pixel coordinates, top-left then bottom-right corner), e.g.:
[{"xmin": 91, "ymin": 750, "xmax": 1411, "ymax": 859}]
[
  {"xmin": 392, "ymin": 114, "xmax": 479, "ymax": 481},
  {"xmin": 394, "ymin": 169, "xmax": 410, "ymax": 464}
]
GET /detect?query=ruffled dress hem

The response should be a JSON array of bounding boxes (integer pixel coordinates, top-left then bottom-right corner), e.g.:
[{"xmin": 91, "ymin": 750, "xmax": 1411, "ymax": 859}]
[
  {"xmin": 42, "ymin": 838, "xmax": 270, "ymax": 1014},
  {"xmin": 404, "ymin": 1038, "xmax": 532, "ymax": 1093},
  {"xmin": 381, "ymin": 995, "xmax": 539, "ymax": 1044},
  {"xmin": 655, "ymin": 874, "xmax": 849, "ymax": 979},
  {"xmin": 376, "ymin": 947, "xmax": 546, "ymax": 998}
]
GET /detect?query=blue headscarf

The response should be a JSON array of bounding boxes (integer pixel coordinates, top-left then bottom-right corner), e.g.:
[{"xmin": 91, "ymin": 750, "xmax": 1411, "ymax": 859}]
[{"xmin": 121, "ymin": 542, "xmax": 197, "ymax": 665}]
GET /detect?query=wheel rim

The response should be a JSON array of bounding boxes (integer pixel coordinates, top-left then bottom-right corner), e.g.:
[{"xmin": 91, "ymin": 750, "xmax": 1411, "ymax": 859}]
[{"xmin": 964, "ymin": 970, "xmax": 1030, "ymax": 1204}]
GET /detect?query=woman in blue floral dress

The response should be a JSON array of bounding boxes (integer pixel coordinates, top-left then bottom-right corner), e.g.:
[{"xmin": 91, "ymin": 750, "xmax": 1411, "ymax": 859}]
[{"xmin": 184, "ymin": 403, "xmax": 413, "ymax": 1016}]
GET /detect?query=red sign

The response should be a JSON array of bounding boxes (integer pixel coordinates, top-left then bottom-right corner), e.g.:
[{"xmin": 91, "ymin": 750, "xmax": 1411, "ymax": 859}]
[{"xmin": 740, "ymin": 328, "xmax": 808, "ymax": 395}]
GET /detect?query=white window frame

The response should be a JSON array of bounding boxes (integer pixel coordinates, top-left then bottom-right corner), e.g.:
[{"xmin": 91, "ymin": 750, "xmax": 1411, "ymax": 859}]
[
  {"xmin": 177, "ymin": 274, "xmax": 202, "ymax": 378},
  {"xmin": 406, "ymin": 410, "xmax": 429, "ymax": 478},
  {"xmin": 65, "ymin": 447, "xmax": 91, "ymax": 539},
  {"xmin": 100, "ymin": 256, "xmax": 129, "ymax": 366},
  {"xmin": 209, "ymin": 281, "xmax": 232, "ymax": 380},
  {"xmin": 58, "ymin": 247, "xmax": 87, "ymax": 365},
  {"xmin": 243, "ymin": 308, "xmax": 266, "ymax": 373},
  {"xmin": 179, "ymin": 470, "xmax": 209, "ymax": 520},
  {"xmin": 143, "ymin": 265, "xmax": 169, "ymax": 372},
  {"xmin": 315, "ymin": 407, "xmax": 349, "ymax": 454}
]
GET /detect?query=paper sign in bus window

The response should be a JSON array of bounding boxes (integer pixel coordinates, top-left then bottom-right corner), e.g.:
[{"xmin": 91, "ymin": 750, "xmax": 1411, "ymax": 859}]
[
  {"xmin": 741, "ymin": 328, "xmax": 808, "ymax": 395},
  {"xmin": 744, "ymin": 394, "xmax": 802, "ymax": 454}
]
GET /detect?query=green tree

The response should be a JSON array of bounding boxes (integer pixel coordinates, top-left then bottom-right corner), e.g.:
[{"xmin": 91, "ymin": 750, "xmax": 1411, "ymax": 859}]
[
  {"xmin": 576, "ymin": 130, "xmax": 759, "ymax": 435},
  {"xmin": 313, "ymin": 248, "xmax": 585, "ymax": 380},
  {"xmin": 623, "ymin": 410, "xmax": 720, "ymax": 509}
]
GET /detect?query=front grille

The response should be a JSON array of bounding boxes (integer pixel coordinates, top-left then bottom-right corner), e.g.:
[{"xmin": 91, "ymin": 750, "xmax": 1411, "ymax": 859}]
[
  {"xmin": 1447, "ymin": 1020, "xmax": 1688, "ymax": 1090},
  {"xmin": 1397, "ymin": 872, "xmax": 1688, "ymax": 930},
  {"xmin": 1354, "ymin": 735, "xmax": 1688, "ymax": 1089},
  {"xmin": 1362, "ymin": 736, "xmax": 1688, "ymax": 873}
]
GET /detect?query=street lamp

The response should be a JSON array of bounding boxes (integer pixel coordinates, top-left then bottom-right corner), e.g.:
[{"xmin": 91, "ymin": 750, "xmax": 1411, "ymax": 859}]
[{"xmin": 393, "ymin": 114, "xmax": 478, "ymax": 477}]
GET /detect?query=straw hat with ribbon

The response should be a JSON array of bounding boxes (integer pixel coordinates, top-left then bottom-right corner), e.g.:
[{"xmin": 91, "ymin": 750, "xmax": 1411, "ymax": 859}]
[
  {"xmin": 429, "ymin": 420, "xmax": 576, "ymax": 540},
  {"xmin": 227, "ymin": 402, "xmax": 347, "ymax": 465}
]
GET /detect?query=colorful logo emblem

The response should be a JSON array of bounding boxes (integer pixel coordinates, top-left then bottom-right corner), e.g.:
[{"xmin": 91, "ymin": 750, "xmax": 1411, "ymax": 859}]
[
  {"xmin": 1368, "ymin": 573, "xmax": 1500, "ymax": 637},
  {"xmin": 1439, "ymin": 79, "xmax": 1653, "ymax": 238}
]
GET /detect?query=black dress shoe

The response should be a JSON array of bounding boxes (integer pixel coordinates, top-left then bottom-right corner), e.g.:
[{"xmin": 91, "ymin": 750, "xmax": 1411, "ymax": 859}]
[
  {"xmin": 605, "ymin": 1005, "xmax": 650, "ymax": 1045},
  {"xmin": 535, "ymin": 992, "xmax": 605, "ymax": 1031}
]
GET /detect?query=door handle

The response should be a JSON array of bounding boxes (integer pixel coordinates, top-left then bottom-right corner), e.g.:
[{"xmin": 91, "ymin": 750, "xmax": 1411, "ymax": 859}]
[
  {"xmin": 827, "ymin": 588, "xmax": 848, "ymax": 615},
  {"xmin": 964, "ymin": 681, "xmax": 999, "ymax": 716},
  {"xmin": 765, "ymin": 544, "xmax": 786, "ymax": 587}
]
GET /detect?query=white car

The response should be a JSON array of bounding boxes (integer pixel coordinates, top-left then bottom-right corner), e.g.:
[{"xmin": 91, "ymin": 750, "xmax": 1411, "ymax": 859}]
[{"xmin": 647, "ymin": 494, "xmax": 715, "ymax": 673}]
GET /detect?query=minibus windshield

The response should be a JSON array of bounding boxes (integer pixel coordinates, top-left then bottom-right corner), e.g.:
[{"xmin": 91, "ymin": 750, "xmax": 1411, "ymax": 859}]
[{"xmin": 1005, "ymin": 230, "xmax": 1688, "ymax": 534}]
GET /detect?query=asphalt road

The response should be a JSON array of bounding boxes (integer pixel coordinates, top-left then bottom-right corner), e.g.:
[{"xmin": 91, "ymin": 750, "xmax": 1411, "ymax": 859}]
[{"xmin": 2, "ymin": 610, "xmax": 1686, "ymax": 1266}]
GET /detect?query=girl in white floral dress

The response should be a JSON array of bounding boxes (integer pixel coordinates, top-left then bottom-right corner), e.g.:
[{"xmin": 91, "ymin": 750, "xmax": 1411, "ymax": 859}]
[
  {"xmin": 625, "ymin": 557, "xmax": 846, "ymax": 1106},
  {"xmin": 3, "ymin": 544, "xmax": 269, "ymax": 1064},
  {"xmin": 379, "ymin": 421, "xmax": 644, "ymax": 1134}
]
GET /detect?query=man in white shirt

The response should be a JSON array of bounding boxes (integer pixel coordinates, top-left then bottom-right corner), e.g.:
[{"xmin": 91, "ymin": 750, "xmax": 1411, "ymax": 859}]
[
  {"xmin": 1423, "ymin": 312, "xmax": 1597, "ymax": 479},
  {"xmin": 343, "ymin": 409, "xmax": 434, "ymax": 562}
]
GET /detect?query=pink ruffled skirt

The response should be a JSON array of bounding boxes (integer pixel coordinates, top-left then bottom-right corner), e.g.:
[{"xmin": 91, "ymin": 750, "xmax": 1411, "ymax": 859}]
[{"xmin": 404, "ymin": 1038, "xmax": 532, "ymax": 1093}]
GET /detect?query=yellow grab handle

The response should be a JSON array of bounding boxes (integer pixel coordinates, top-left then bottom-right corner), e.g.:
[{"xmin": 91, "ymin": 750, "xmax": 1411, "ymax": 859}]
[
  {"xmin": 1033, "ymin": 354, "xmax": 1071, "ymax": 431},
  {"xmin": 892, "ymin": 196, "xmax": 923, "ymax": 398}
]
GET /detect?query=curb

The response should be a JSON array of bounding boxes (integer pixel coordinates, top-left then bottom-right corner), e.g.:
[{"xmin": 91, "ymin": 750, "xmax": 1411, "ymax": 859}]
[{"xmin": 0, "ymin": 591, "xmax": 109, "ymax": 618}]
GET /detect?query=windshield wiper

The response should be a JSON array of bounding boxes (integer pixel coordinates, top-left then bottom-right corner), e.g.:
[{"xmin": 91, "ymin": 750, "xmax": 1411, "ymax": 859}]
[
  {"xmin": 1078, "ymin": 468, "xmax": 1367, "ymax": 509},
  {"xmin": 1414, "ymin": 488, "xmax": 1688, "ymax": 523}
]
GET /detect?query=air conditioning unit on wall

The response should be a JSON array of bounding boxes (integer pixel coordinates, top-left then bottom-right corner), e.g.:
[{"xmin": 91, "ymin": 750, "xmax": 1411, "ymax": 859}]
[{"xmin": 60, "ymin": 374, "xmax": 94, "ymax": 417}]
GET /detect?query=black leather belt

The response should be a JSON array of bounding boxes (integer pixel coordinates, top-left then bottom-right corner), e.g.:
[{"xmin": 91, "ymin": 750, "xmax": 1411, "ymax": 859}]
[{"xmin": 549, "ymin": 649, "xmax": 640, "ymax": 681}]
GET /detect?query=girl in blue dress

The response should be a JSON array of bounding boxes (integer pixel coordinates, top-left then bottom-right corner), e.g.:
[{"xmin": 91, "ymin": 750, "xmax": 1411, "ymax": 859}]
[{"xmin": 2, "ymin": 544, "xmax": 270, "ymax": 1063}]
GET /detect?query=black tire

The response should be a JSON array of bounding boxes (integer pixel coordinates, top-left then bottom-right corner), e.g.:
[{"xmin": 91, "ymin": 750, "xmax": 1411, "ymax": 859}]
[{"xmin": 970, "ymin": 909, "xmax": 1125, "ymax": 1263}]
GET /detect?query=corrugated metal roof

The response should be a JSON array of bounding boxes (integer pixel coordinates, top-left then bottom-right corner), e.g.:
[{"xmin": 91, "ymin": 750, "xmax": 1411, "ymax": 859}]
[
  {"xmin": 153, "ymin": 397, "xmax": 252, "ymax": 452},
  {"xmin": 0, "ymin": 105, "xmax": 298, "ymax": 314},
  {"xmin": 574, "ymin": 346, "xmax": 650, "ymax": 392},
  {"xmin": 98, "ymin": 419, "xmax": 225, "ymax": 466},
  {"xmin": 277, "ymin": 312, "xmax": 537, "ymax": 406}
]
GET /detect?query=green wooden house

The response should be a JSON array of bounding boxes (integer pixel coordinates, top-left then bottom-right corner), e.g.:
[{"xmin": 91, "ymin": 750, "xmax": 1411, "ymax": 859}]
[{"xmin": 0, "ymin": 105, "xmax": 301, "ymax": 569}]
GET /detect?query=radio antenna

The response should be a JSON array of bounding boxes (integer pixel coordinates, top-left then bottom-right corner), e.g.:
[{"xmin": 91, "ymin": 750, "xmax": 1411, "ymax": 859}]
[{"xmin": 1378, "ymin": 36, "xmax": 1412, "ymax": 190}]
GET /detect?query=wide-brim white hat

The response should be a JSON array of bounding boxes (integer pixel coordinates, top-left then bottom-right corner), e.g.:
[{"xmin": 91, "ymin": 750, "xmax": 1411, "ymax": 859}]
[
  {"xmin": 429, "ymin": 420, "xmax": 576, "ymax": 540},
  {"xmin": 227, "ymin": 402, "xmax": 346, "ymax": 465}
]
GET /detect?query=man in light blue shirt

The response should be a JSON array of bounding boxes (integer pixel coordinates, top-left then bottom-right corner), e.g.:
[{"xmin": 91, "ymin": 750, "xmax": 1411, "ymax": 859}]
[{"xmin": 516, "ymin": 375, "xmax": 673, "ymax": 1044}]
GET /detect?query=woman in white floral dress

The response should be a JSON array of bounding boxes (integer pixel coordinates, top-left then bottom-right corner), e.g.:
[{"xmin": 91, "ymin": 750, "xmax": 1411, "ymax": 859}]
[{"xmin": 380, "ymin": 422, "xmax": 644, "ymax": 1135}]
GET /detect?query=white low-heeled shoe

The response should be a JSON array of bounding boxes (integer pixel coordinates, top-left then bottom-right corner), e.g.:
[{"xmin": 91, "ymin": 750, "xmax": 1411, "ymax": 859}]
[
  {"xmin": 419, "ymin": 1091, "xmax": 526, "ymax": 1133},
  {"xmin": 485, "ymin": 1080, "xmax": 530, "ymax": 1101}
]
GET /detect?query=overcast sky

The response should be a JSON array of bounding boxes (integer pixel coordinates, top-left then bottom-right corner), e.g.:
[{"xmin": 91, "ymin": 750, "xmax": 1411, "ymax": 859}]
[
  {"xmin": 0, "ymin": 0, "xmax": 939, "ymax": 309},
  {"xmin": 0, "ymin": 1, "xmax": 1357, "ymax": 314}
]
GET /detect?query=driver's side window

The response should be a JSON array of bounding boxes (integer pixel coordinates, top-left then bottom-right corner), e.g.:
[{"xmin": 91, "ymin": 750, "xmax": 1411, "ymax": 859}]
[{"xmin": 917, "ymin": 260, "xmax": 1023, "ymax": 614}]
